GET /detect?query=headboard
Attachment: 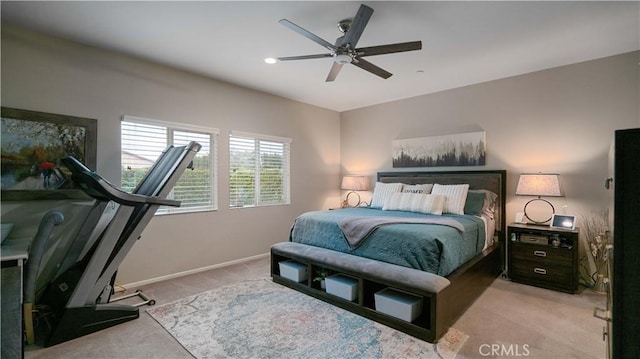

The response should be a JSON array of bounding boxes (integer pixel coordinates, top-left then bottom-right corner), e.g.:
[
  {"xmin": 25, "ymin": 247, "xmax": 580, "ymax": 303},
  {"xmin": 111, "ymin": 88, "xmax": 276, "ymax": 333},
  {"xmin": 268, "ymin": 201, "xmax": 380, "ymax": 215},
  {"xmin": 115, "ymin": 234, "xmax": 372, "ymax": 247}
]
[{"xmin": 377, "ymin": 170, "xmax": 507, "ymax": 244}]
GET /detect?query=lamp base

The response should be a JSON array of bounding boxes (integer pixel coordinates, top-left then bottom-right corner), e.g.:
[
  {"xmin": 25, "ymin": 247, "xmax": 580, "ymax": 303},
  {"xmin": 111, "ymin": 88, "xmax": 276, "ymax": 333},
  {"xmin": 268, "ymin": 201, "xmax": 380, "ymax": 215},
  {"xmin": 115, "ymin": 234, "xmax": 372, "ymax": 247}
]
[
  {"xmin": 343, "ymin": 191, "xmax": 361, "ymax": 208},
  {"xmin": 523, "ymin": 197, "xmax": 555, "ymax": 225}
]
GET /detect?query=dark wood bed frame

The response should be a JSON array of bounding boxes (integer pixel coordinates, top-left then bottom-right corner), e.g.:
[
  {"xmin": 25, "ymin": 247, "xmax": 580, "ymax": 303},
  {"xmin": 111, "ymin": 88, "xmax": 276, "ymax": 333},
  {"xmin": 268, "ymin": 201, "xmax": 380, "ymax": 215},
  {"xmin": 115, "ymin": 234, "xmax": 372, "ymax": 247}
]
[{"xmin": 271, "ymin": 170, "xmax": 506, "ymax": 342}]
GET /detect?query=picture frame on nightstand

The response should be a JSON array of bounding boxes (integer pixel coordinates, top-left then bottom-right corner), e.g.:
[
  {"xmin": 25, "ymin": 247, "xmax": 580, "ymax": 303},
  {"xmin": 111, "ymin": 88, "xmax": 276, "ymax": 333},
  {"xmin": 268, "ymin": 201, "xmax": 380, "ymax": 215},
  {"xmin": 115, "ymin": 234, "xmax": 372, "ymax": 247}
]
[{"xmin": 550, "ymin": 214, "xmax": 576, "ymax": 230}]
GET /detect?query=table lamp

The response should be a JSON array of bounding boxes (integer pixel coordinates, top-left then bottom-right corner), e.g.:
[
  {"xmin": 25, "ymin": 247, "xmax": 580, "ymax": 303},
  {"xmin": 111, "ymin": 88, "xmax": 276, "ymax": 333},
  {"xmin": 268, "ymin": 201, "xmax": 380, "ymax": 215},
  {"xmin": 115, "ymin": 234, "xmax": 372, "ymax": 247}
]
[
  {"xmin": 515, "ymin": 173, "xmax": 563, "ymax": 224},
  {"xmin": 341, "ymin": 175, "xmax": 369, "ymax": 207}
]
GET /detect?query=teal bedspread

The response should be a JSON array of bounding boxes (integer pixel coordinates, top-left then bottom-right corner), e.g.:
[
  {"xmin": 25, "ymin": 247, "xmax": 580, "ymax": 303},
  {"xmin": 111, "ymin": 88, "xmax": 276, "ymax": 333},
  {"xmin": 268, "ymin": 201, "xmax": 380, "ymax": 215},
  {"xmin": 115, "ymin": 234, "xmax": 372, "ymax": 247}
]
[{"xmin": 290, "ymin": 207, "xmax": 486, "ymax": 276}]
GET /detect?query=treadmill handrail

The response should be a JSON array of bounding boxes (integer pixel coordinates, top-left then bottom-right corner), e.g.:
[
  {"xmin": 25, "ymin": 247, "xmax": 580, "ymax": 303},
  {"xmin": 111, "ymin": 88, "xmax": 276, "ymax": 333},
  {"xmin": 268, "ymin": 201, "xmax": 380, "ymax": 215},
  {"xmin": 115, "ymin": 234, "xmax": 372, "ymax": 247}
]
[
  {"xmin": 76, "ymin": 172, "xmax": 181, "ymax": 207},
  {"xmin": 62, "ymin": 156, "xmax": 181, "ymax": 207},
  {"xmin": 61, "ymin": 156, "xmax": 93, "ymax": 174},
  {"xmin": 133, "ymin": 141, "xmax": 201, "ymax": 197}
]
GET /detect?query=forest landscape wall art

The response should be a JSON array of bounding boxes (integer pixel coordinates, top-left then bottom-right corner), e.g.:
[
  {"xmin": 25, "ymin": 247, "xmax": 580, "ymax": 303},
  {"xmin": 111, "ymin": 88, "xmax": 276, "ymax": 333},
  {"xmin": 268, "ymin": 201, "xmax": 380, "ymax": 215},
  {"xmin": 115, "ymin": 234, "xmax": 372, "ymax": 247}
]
[{"xmin": 392, "ymin": 131, "xmax": 486, "ymax": 168}]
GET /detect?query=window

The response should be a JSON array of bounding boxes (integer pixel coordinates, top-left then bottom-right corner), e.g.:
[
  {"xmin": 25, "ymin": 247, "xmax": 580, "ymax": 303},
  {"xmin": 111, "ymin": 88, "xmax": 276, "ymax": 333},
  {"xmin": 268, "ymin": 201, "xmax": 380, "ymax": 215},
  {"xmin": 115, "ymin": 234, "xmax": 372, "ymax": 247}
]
[
  {"xmin": 121, "ymin": 116, "xmax": 218, "ymax": 214},
  {"xmin": 229, "ymin": 131, "xmax": 291, "ymax": 208}
]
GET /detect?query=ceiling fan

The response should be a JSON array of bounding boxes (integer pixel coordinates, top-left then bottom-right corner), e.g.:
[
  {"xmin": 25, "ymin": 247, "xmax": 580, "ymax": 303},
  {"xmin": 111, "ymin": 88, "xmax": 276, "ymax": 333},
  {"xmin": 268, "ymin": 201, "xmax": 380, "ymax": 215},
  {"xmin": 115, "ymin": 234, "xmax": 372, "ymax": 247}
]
[{"xmin": 277, "ymin": 4, "xmax": 422, "ymax": 82}]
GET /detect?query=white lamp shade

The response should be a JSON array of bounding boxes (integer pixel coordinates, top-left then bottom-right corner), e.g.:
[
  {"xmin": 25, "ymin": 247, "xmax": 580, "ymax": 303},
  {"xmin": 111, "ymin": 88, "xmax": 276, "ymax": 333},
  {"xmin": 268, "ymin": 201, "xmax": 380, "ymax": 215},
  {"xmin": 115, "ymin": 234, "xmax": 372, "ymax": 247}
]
[
  {"xmin": 515, "ymin": 174, "xmax": 563, "ymax": 197},
  {"xmin": 341, "ymin": 175, "xmax": 369, "ymax": 191}
]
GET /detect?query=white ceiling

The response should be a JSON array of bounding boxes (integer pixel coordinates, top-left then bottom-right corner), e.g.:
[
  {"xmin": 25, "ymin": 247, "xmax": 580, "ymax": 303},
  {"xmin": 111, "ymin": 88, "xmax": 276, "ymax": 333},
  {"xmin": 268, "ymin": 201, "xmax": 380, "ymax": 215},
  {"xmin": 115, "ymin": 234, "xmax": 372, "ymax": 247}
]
[{"xmin": 1, "ymin": 1, "xmax": 638, "ymax": 112}]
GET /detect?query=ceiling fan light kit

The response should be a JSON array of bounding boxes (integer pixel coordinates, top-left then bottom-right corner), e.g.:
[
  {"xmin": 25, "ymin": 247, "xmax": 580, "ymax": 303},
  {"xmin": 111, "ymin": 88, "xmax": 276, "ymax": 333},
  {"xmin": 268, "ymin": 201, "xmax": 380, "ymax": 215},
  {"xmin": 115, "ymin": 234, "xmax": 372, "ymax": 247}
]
[
  {"xmin": 277, "ymin": 4, "xmax": 422, "ymax": 82},
  {"xmin": 334, "ymin": 53, "xmax": 353, "ymax": 64}
]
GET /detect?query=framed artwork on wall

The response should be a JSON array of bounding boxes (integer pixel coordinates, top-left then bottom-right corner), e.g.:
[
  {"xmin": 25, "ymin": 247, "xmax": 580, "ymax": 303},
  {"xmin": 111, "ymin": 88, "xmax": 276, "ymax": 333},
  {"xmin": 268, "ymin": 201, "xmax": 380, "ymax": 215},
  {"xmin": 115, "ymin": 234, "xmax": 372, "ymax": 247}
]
[
  {"xmin": 1, "ymin": 107, "xmax": 97, "ymax": 200},
  {"xmin": 392, "ymin": 131, "xmax": 486, "ymax": 168}
]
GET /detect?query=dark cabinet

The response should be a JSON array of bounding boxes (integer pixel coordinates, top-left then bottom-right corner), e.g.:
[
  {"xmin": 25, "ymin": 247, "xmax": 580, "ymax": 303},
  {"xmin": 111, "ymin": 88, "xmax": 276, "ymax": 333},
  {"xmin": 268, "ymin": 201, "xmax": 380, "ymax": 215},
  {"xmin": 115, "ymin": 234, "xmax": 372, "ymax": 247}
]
[
  {"xmin": 605, "ymin": 128, "xmax": 640, "ymax": 359},
  {"xmin": 1, "ymin": 258, "xmax": 25, "ymax": 359},
  {"xmin": 508, "ymin": 223, "xmax": 579, "ymax": 294}
]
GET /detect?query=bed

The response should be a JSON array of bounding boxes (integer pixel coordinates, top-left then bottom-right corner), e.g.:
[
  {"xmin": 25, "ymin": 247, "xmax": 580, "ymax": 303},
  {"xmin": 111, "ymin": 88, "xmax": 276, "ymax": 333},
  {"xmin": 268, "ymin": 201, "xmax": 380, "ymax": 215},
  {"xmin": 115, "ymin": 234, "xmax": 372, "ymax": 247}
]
[{"xmin": 271, "ymin": 170, "xmax": 506, "ymax": 342}]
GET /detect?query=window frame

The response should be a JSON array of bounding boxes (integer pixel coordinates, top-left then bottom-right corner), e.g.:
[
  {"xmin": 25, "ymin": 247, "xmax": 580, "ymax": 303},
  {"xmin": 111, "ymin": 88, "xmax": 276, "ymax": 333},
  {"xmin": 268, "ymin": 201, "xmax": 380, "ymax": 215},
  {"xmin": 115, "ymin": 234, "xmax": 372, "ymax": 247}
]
[{"xmin": 121, "ymin": 115, "xmax": 219, "ymax": 215}]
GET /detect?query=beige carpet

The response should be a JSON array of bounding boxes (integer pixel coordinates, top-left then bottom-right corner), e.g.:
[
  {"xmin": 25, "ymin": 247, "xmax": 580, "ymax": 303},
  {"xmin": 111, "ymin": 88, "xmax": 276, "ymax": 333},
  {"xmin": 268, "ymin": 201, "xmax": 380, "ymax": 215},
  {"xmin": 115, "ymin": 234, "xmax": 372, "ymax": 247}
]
[
  {"xmin": 24, "ymin": 257, "xmax": 606, "ymax": 359},
  {"xmin": 453, "ymin": 278, "xmax": 607, "ymax": 359}
]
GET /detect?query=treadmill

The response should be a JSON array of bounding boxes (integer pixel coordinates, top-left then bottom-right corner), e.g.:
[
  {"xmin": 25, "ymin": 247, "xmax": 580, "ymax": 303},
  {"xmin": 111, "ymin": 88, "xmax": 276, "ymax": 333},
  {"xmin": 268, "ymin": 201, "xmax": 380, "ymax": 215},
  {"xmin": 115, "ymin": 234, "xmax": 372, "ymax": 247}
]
[{"xmin": 32, "ymin": 141, "xmax": 201, "ymax": 346}]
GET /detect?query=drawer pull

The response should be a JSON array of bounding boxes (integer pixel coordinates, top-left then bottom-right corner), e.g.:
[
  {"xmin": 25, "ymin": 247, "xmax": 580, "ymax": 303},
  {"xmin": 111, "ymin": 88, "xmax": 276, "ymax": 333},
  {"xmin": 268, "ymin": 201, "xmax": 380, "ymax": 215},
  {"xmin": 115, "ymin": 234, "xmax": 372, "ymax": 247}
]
[
  {"xmin": 533, "ymin": 268, "xmax": 547, "ymax": 275},
  {"xmin": 533, "ymin": 250, "xmax": 547, "ymax": 257}
]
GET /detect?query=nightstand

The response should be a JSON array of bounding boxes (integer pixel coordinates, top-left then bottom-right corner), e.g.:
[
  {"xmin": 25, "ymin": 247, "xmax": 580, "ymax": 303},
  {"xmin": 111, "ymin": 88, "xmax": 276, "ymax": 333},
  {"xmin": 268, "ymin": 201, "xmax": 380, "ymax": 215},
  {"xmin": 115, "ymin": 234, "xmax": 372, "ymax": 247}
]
[{"xmin": 507, "ymin": 223, "xmax": 579, "ymax": 294}]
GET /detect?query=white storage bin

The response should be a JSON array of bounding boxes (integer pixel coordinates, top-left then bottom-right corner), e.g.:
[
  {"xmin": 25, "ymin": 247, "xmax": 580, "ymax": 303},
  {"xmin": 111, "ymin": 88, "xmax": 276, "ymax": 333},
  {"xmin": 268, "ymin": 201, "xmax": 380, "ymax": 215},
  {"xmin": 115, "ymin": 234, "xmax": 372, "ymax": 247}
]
[
  {"xmin": 374, "ymin": 287, "xmax": 423, "ymax": 322},
  {"xmin": 325, "ymin": 274, "xmax": 358, "ymax": 301},
  {"xmin": 278, "ymin": 260, "xmax": 307, "ymax": 282}
]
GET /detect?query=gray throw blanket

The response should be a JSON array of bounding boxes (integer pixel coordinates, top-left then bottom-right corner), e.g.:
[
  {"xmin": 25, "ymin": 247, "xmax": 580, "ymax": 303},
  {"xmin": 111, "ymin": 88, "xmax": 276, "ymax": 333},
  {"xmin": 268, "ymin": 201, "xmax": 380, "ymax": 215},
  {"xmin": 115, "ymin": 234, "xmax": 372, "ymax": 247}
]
[{"xmin": 338, "ymin": 216, "xmax": 465, "ymax": 249}]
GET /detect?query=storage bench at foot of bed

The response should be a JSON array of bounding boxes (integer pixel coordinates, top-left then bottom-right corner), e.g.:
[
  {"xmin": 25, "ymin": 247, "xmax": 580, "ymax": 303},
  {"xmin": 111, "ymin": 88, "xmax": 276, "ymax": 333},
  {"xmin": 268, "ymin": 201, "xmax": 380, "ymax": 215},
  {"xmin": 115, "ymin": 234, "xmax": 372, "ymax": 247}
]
[{"xmin": 271, "ymin": 241, "xmax": 501, "ymax": 342}]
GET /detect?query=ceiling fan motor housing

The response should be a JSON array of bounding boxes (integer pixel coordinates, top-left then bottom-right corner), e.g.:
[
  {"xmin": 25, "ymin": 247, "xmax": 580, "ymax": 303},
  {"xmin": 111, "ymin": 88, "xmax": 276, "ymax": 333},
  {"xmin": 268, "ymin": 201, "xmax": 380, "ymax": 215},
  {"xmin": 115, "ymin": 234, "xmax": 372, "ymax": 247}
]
[{"xmin": 338, "ymin": 19, "xmax": 352, "ymax": 33}]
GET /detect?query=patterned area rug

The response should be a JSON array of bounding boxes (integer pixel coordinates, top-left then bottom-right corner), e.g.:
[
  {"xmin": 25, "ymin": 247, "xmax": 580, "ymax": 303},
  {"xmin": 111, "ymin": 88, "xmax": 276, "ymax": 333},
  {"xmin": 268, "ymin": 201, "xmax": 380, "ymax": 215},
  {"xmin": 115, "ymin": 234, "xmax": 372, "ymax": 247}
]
[{"xmin": 147, "ymin": 278, "xmax": 467, "ymax": 359}]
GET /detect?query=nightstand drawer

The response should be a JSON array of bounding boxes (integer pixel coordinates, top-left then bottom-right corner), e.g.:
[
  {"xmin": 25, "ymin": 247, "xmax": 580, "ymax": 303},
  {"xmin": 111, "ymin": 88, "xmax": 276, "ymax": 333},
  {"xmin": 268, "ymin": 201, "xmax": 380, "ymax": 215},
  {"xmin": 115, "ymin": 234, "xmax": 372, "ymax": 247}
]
[
  {"xmin": 510, "ymin": 261, "xmax": 573, "ymax": 286},
  {"xmin": 511, "ymin": 243, "xmax": 572, "ymax": 267}
]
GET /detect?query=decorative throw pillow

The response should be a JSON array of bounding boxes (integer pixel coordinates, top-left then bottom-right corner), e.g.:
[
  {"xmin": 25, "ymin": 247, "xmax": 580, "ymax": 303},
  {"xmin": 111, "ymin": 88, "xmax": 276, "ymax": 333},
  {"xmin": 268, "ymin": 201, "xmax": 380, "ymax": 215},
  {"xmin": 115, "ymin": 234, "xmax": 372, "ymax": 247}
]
[
  {"xmin": 370, "ymin": 182, "xmax": 403, "ymax": 209},
  {"xmin": 431, "ymin": 184, "xmax": 470, "ymax": 215},
  {"xmin": 469, "ymin": 189, "xmax": 498, "ymax": 218},
  {"xmin": 464, "ymin": 191, "xmax": 486, "ymax": 215},
  {"xmin": 382, "ymin": 192, "xmax": 446, "ymax": 215},
  {"xmin": 401, "ymin": 184, "xmax": 433, "ymax": 194}
]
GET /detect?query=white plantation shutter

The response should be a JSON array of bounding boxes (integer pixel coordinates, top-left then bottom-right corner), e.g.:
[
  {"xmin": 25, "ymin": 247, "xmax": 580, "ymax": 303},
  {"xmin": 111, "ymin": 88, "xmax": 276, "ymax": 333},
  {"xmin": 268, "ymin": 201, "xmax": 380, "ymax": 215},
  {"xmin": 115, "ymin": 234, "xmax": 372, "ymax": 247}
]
[
  {"xmin": 121, "ymin": 117, "xmax": 218, "ymax": 214},
  {"xmin": 229, "ymin": 132, "xmax": 291, "ymax": 208},
  {"xmin": 121, "ymin": 121, "xmax": 166, "ymax": 192},
  {"xmin": 229, "ymin": 135, "xmax": 256, "ymax": 207},
  {"xmin": 171, "ymin": 130, "xmax": 216, "ymax": 211}
]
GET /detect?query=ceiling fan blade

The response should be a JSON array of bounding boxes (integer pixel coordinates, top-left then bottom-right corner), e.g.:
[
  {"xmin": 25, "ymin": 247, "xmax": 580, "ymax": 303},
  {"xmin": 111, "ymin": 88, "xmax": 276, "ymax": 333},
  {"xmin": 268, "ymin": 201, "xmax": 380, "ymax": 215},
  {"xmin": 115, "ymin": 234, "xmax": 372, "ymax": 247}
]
[
  {"xmin": 351, "ymin": 57, "xmax": 392, "ymax": 79},
  {"xmin": 357, "ymin": 41, "xmax": 422, "ymax": 57},
  {"xmin": 325, "ymin": 62, "xmax": 344, "ymax": 82},
  {"xmin": 279, "ymin": 19, "xmax": 337, "ymax": 52},
  {"xmin": 278, "ymin": 54, "xmax": 333, "ymax": 61},
  {"xmin": 340, "ymin": 4, "xmax": 374, "ymax": 48}
]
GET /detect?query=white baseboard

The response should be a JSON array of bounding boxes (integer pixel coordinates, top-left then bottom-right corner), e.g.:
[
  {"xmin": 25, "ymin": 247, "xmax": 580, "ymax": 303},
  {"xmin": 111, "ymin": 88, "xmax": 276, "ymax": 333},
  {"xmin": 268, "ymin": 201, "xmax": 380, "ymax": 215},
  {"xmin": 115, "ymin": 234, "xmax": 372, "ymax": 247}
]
[{"xmin": 120, "ymin": 252, "xmax": 270, "ymax": 290}]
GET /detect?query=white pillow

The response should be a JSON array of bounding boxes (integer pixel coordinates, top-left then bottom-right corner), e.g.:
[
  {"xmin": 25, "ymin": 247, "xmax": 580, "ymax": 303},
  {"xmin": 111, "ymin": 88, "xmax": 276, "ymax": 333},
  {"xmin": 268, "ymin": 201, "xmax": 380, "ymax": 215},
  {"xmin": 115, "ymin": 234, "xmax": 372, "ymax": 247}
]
[
  {"xmin": 382, "ymin": 192, "xmax": 446, "ymax": 215},
  {"xmin": 402, "ymin": 184, "xmax": 433, "ymax": 194},
  {"xmin": 370, "ymin": 182, "xmax": 403, "ymax": 208},
  {"xmin": 431, "ymin": 184, "xmax": 470, "ymax": 215}
]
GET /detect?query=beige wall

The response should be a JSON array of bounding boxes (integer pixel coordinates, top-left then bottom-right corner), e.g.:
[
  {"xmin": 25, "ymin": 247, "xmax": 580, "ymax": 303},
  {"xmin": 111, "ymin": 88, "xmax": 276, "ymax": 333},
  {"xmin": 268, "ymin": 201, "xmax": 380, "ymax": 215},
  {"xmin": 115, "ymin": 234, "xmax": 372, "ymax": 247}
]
[
  {"xmin": 1, "ymin": 25, "xmax": 341, "ymax": 284},
  {"xmin": 3, "ymin": 23, "xmax": 638, "ymax": 286},
  {"xmin": 340, "ymin": 51, "xmax": 639, "ymax": 229}
]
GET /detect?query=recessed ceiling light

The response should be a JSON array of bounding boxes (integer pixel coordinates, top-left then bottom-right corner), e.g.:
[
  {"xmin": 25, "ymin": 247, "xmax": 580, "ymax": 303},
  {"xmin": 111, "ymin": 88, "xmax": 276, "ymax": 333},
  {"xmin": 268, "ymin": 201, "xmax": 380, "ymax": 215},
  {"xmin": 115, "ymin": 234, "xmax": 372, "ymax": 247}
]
[{"xmin": 264, "ymin": 57, "xmax": 277, "ymax": 64}]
